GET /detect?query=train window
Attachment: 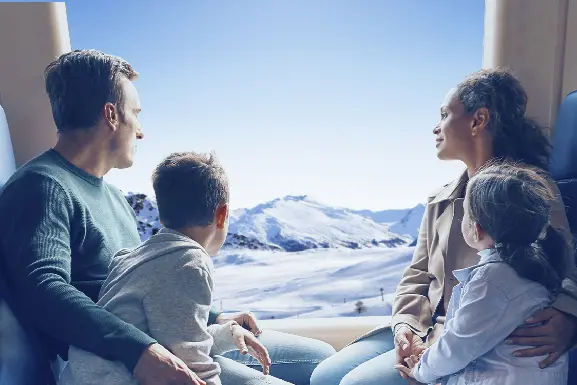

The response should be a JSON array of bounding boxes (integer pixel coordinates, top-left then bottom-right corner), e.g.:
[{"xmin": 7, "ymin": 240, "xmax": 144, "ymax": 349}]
[{"xmin": 66, "ymin": 0, "xmax": 484, "ymax": 319}]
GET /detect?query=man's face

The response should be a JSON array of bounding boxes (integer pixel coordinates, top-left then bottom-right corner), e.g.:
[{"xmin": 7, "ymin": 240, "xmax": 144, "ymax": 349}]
[{"xmin": 110, "ymin": 78, "xmax": 144, "ymax": 169}]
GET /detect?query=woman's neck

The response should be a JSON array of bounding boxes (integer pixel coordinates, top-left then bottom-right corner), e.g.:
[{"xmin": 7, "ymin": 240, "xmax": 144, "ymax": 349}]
[{"xmin": 465, "ymin": 148, "xmax": 494, "ymax": 178}]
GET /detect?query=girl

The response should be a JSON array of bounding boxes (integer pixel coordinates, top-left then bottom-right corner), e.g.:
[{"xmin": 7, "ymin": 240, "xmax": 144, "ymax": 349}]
[{"xmin": 395, "ymin": 162, "xmax": 569, "ymax": 384}]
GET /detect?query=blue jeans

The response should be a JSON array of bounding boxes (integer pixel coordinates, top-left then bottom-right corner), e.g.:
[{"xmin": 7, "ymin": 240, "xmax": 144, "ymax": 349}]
[
  {"xmin": 310, "ymin": 329, "xmax": 405, "ymax": 385},
  {"xmin": 218, "ymin": 329, "xmax": 336, "ymax": 385}
]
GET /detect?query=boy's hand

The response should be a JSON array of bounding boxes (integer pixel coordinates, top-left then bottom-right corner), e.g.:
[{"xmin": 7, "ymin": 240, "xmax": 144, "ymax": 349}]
[
  {"xmin": 217, "ymin": 311, "xmax": 262, "ymax": 336},
  {"xmin": 394, "ymin": 354, "xmax": 420, "ymax": 380},
  {"xmin": 231, "ymin": 323, "xmax": 272, "ymax": 375},
  {"xmin": 134, "ymin": 343, "xmax": 206, "ymax": 385}
]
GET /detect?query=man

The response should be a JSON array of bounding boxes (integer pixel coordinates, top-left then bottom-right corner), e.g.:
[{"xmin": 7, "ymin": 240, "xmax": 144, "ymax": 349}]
[
  {"xmin": 0, "ymin": 50, "xmax": 204, "ymax": 385},
  {"xmin": 0, "ymin": 50, "xmax": 334, "ymax": 385}
]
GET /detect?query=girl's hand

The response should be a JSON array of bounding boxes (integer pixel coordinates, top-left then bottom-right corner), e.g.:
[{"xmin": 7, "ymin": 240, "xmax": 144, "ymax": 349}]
[
  {"xmin": 394, "ymin": 354, "xmax": 420, "ymax": 379},
  {"xmin": 230, "ymin": 323, "xmax": 272, "ymax": 375},
  {"xmin": 394, "ymin": 326, "xmax": 426, "ymax": 379}
]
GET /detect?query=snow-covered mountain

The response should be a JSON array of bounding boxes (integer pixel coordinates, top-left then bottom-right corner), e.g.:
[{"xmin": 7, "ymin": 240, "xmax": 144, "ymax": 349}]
[
  {"xmin": 125, "ymin": 193, "xmax": 160, "ymax": 240},
  {"xmin": 125, "ymin": 192, "xmax": 419, "ymax": 252},
  {"xmin": 229, "ymin": 195, "xmax": 411, "ymax": 251},
  {"xmin": 353, "ymin": 204, "xmax": 425, "ymax": 239}
]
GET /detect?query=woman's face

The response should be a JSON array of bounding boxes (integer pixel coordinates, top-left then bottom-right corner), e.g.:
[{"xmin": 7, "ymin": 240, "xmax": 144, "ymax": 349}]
[{"xmin": 433, "ymin": 88, "xmax": 476, "ymax": 161}]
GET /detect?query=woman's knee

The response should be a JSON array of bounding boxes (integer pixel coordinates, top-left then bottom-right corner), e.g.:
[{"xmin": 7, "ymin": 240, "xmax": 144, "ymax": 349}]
[
  {"xmin": 310, "ymin": 356, "xmax": 347, "ymax": 385},
  {"xmin": 338, "ymin": 349, "xmax": 405, "ymax": 385},
  {"xmin": 339, "ymin": 366, "xmax": 406, "ymax": 385}
]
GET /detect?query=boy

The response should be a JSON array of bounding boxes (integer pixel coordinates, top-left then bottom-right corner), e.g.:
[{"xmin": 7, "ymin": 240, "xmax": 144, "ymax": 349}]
[{"xmin": 59, "ymin": 151, "xmax": 271, "ymax": 385}]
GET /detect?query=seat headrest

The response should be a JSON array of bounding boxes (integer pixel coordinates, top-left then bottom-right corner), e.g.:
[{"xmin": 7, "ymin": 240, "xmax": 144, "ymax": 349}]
[
  {"xmin": 549, "ymin": 90, "xmax": 577, "ymax": 180},
  {"xmin": 0, "ymin": 104, "xmax": 16, "ymax": 188}
]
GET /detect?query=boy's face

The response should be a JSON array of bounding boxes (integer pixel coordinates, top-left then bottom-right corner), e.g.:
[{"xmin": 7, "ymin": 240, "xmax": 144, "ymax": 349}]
[{"xmin": 206, "ymin": 203, "xmax": 229, "ymax": 256}]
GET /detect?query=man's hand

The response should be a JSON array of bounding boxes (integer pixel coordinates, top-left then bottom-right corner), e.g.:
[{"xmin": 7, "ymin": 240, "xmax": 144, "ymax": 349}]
[
  {"xmin": 394, "ymin": 326, "xmax": 426, "ymax": 380},
  {"xmin": 216, "ymin": 311, "xmax": 262, "ymax": 337},
  {"xmin": 134, "ymin": 343, "xmax": 206, "ymax": 385},
  {"xmin": 506, "ymin": 307, "xmax": 577, "ymax": 368},
  {"xmin": 231, "ymin": 323, "xmax": 272, "ymax": 375}
]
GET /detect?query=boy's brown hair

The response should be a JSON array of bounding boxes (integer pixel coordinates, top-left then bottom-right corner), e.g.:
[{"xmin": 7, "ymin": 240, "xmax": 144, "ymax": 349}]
[{"xmin": 152, "ymin": 151, "xmax": 229, "ymax": 229}]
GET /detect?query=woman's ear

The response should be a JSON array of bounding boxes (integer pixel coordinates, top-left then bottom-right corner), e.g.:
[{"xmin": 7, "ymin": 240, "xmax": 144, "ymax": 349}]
[
  {"xmin": 215, "ymin": 204, "xmax": 228, "ymax": 230},
  {"xmin": 472, "ymin": 107, "xmax": 490, "ymax": 136}
]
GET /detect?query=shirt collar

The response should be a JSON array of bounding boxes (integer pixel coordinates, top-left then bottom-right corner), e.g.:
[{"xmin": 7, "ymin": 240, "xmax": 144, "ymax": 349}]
[{"xmin": 452, "ymin": 248, "xmax": 502, "ymax": 283}]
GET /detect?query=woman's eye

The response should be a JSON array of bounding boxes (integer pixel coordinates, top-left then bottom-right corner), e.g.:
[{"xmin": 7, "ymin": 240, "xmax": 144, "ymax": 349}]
[{"xmin": 441, "ymin": 112, "xmax": 448, "ymax": 119}]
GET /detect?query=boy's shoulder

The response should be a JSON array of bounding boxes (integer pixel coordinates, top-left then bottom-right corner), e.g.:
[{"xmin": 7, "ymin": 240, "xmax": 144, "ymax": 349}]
[{"xmin": 142, "ymin": 231, "xmax": 214, "ymax": 272}]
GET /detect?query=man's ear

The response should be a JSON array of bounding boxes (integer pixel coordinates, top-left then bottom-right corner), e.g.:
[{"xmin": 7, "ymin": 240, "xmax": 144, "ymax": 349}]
[
  {"xmin": 103, "ymin": 102, "xmax": 119, "ymax": 131},
  {"xmin": 215, "ymin": 204, "xmax": 228, "ymax": 230},
  {"xmin": 471, "ymin": 107, "xmax": 490, "ymax": 136}
]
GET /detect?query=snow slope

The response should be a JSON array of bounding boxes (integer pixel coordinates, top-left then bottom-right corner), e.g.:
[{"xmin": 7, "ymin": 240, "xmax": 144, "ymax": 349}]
[{"xmin": 211, "ymin": 246, "xmax": 414, "ymax": 319}]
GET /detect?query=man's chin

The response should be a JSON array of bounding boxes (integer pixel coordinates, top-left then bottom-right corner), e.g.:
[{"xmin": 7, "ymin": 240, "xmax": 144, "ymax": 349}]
[{"xmin": 115, "ymin": 158, "xmax": 134, "ymax": 170}]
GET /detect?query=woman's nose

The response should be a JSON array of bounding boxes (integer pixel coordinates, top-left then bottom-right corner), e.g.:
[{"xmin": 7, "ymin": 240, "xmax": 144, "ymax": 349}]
[
  {"xmin": 136, "ymin": 127, "xmax": 144, "ymax": 140},
  {"xmin": 433, "ymin": 125, "xmax": 440, "ymax": 134}
]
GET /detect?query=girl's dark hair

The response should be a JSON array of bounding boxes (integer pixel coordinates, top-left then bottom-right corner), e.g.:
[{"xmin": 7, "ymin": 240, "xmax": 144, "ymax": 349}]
[
  {"xmin": 456, "ymin": 68, "xmax": 552, "ymax": 170},
  {"xmin": 466, "ymin": 162, "xmax": 568, "ymax": 292}
]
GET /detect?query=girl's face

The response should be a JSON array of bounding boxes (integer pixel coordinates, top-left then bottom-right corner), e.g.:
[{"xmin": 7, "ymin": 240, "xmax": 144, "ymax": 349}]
[{"xmin": 462, "ymin": 193, "xmax": 482, "ymax": 251}]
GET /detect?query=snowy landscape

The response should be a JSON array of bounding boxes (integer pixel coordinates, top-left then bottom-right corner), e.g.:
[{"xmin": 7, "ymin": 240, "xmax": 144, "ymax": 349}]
[{"xmin": 125, "ymin": 192, "xmax": 424, "ymax": 319}]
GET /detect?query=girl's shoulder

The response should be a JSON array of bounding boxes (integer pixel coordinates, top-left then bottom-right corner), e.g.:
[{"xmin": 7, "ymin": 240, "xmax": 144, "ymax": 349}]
[{"xmin": 470, "ymin": 262, "xmax": 546, "ymax": 300}]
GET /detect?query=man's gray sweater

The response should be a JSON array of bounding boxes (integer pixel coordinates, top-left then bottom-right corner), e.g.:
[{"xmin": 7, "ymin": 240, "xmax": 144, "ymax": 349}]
[{"xmin": 58, "ymin": 229, "xmax": 237, "ymax": 385}]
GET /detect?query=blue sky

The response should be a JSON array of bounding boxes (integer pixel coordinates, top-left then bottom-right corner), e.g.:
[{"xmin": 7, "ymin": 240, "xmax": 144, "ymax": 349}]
[{"xmin": 64, "ymin": 0, "xmax": 485, "ymax": 210}]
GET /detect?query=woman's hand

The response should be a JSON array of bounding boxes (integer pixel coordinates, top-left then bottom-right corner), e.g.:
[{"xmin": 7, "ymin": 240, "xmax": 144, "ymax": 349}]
[
  {"xmin": 217, "ymin": 311, "xmax": 262, "ymax": 337},
  {"xmin": 394, "ymin": 325, "xmax": 426, "ymax": 379},
  {"xmin": 394, "ymin": 354, "xmax": 420, "ymax": 380},
  {"xmin": 506, "ymin": 307, "xmax": 577, "ymax": 368},
  {"xmin": 230, "ymin": 323, "xmax": 272, "ymax": 375}
]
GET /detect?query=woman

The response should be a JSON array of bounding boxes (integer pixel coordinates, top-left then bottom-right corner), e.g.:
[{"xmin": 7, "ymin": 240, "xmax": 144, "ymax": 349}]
[{"xmin": 309, "ymin": 68, "xmax": 577, "ymax": 385}]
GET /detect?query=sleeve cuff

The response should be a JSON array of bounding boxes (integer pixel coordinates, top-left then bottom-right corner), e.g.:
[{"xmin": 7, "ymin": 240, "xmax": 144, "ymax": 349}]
[
  {"xmin": 392, "ymin": 315, "xmax": 431, "ymax": 338},
  {"xmin": 121, "ymin": 332, "xmax": 157, "ymax": 374},
  {"xmin": 208, "ymin": 308, "xmax": 222, "ymax": 325},
  {"xmin": 552, "ymin": 292, "xmax": 577, "ymax": 319}
]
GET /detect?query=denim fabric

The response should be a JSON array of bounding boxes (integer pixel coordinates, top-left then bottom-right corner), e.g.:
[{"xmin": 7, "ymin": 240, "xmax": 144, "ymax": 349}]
[{"xmin": 219, "ymin": 329, "xmax": 335, "ymax": 385}]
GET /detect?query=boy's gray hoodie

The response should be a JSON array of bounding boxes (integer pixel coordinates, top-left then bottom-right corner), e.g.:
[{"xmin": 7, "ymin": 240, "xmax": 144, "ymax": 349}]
[{"xmin": 58, "ymin": 228, "xmax": 237, "ymax": 385}]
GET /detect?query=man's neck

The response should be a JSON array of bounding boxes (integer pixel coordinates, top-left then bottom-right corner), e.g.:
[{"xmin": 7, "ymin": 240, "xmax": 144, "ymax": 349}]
[{"xmin": 53, "ymin": 132, "xmax": 112, "ymax": 178}]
